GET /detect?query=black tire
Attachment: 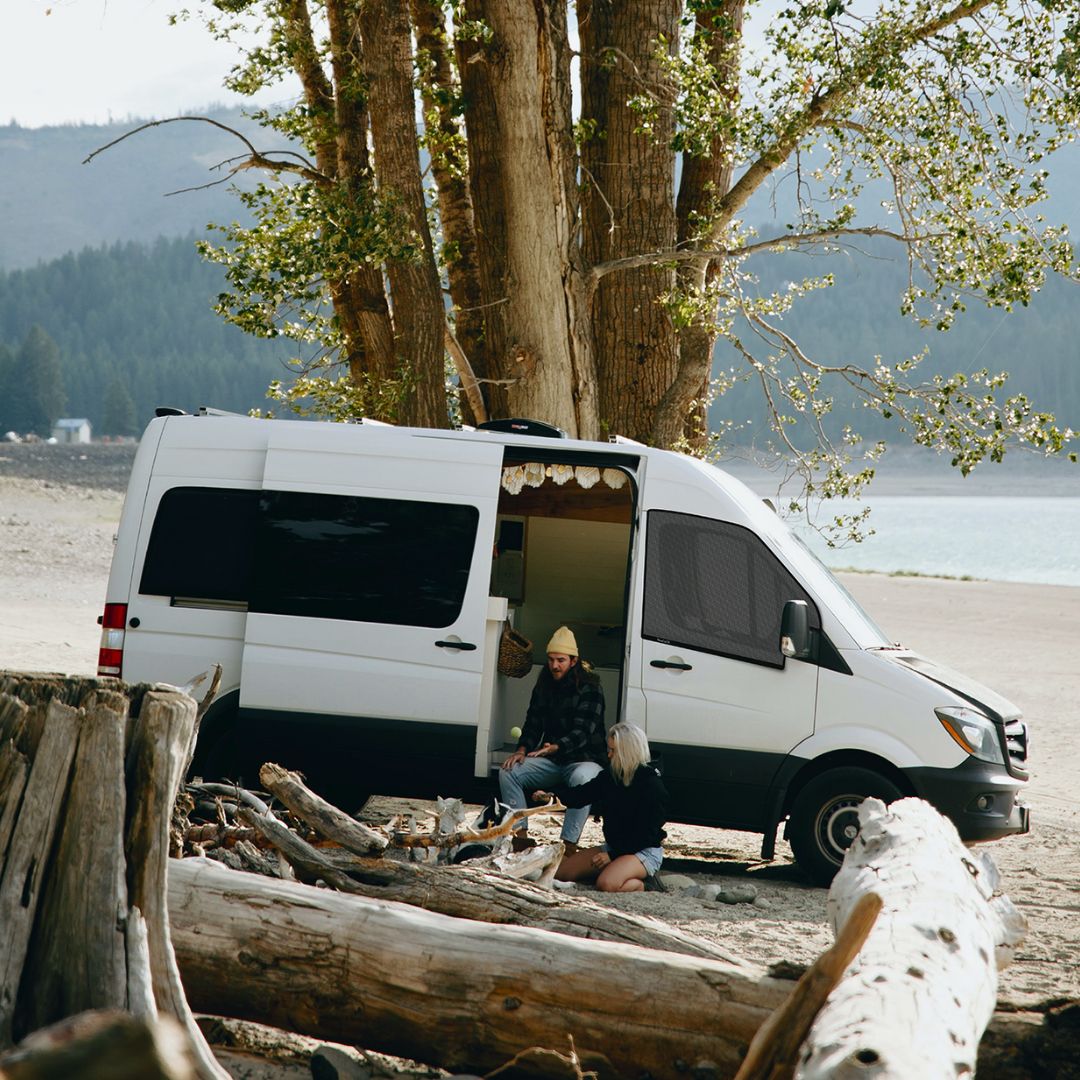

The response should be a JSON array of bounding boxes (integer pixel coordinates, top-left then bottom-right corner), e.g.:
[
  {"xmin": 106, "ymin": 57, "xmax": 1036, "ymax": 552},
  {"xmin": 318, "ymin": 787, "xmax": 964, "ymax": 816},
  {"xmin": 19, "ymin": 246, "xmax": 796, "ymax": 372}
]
[{"xmin": 787, "ymin": 767, "xmax": 903, "ymax": 886}]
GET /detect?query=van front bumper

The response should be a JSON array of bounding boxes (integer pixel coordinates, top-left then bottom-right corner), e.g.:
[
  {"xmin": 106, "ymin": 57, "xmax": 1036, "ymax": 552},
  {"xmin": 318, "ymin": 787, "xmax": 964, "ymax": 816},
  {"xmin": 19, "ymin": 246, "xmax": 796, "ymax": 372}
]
[{"xmin": 904, "ymin": 759, "xmax": 1030, "ymax": 843}]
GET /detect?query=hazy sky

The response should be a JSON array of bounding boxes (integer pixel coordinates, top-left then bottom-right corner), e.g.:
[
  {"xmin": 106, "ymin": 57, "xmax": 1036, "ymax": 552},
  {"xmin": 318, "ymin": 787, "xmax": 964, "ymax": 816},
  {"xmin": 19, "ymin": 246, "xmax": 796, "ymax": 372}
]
[{"xmin": 4, "ymin": 0, "xmax": 293, "ymax": 128}]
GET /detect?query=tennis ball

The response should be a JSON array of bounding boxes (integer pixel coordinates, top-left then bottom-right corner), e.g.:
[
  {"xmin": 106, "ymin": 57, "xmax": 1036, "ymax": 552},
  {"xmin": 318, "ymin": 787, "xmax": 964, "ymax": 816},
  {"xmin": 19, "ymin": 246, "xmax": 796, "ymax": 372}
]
[{"xmin": 510, "ymin": 726, "xmax": 522, "ymax": 740}]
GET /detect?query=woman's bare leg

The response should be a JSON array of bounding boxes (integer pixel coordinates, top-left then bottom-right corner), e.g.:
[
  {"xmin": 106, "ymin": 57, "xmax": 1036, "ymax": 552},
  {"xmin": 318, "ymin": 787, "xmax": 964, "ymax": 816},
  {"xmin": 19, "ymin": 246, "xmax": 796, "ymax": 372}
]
[
  {"xmin": 596, "ymin": 854, "xmax": 647, "ymax": 893},
  {"xmin": 555, "ymin": 846, "xmax": 603, "ymax": 882}
]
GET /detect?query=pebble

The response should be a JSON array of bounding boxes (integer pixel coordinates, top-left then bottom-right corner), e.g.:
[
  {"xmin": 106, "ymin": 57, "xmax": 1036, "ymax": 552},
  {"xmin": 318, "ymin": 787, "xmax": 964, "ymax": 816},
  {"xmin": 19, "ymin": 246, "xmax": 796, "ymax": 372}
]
[
  {"xmin": 660, "ymin": 873, "xmax": 695, "ymax": 891},
  {"xmin": 716, "ymin": 884, "xmax": 758, "ymax": 904}
]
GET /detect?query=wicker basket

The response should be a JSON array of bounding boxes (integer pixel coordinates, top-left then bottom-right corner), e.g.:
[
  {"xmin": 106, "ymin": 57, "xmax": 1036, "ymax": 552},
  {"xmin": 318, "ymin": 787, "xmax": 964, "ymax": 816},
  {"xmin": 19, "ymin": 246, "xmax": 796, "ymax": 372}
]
[{"xmin": 497, "ymin": 622, "xmax": 534, "ymax": 678}]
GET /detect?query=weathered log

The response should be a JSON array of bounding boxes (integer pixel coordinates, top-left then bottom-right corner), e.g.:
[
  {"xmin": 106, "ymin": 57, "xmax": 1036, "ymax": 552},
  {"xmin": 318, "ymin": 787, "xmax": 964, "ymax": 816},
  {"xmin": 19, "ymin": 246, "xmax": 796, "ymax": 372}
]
[
  {"xmin": 126, "ymin": 688, "xmax": 228, "ymax": 1080},
  {"xmin": 18, "ymin": 689, "xmax": 130, "ymax": 1035},
  {"xmin": 168, "ymin": 856, "xmax": 792, "ymax": 1079},
  {"xmin": 0, "ymin": 699, "xmax": 81, "ymax": 1045},
  {"xmin": 734, "ymin": 893, "xmax": 882, "ymax": 1080},
  {"xmin": 258, "ymin": 762, "xmax": 388, "ymax": 854},
  {"xmin": 236, "ymin": 802, "xmax": 747, "ymax": 965},
  {"xmin": 0, "ymin": 1010, "xmax": 195, "ymax": 1080},
  {"xmin": 0, "ymin": 741, "xmax": 29, "ymax": 870},
  {"xmin": 797, "ymin": 798, "xmax": 1027, "ymax": 1079},
  {"xmin": 0, "ymin": 673, "xmax": 228, "ymax": 1080}
]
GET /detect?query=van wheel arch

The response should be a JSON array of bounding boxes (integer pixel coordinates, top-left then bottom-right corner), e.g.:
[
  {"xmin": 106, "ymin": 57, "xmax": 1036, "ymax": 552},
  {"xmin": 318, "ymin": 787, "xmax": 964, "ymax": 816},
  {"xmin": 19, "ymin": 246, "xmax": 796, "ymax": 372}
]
[{"xmin": 783, "ymin": 756, "xmax": 911, "ymax": 886}]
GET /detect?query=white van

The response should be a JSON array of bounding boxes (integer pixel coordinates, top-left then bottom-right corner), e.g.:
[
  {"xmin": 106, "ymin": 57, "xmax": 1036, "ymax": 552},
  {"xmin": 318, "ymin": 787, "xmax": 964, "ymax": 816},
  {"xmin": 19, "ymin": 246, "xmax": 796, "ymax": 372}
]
[{"xmin": 99, "ymin": 409, "xmax": 1030, "ymax": 882}]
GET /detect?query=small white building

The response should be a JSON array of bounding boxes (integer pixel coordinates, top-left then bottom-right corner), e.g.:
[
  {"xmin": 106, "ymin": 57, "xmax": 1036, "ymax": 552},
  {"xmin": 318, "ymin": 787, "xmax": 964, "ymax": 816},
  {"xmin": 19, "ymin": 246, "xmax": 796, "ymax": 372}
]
[{"xmin": 52, "ymin": 418, "xmax": 92, "ymax": 444}]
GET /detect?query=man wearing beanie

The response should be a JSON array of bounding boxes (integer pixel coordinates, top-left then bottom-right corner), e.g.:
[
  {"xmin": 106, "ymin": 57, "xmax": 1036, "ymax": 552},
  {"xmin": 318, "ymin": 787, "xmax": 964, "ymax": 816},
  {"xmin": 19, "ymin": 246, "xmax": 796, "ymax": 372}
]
[{"xmin": 499, "ymin": 625, "xmax": 606, "ymax": 853}]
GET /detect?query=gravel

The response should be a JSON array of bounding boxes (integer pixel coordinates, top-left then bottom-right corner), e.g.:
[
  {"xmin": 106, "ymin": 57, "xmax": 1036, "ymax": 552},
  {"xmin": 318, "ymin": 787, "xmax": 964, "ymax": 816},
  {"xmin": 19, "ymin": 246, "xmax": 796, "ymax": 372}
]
[{"xmin": 0, "ymin": 442, "xmax": 138, "ymax": 492}]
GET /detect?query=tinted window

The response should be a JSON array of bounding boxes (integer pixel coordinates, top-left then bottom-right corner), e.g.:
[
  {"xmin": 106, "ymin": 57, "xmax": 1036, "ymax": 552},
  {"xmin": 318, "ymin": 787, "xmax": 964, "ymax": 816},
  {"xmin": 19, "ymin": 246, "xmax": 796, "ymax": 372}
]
[
  {"xmin": 140, "ymin": 487, "xmax": 258, "ymax": 602},
  {"xmin": 252, "ymin": 491, "xmax": 479, "ymax": 627},
  {"xmin": 643, "ymin": 510, "xmax": 820, "ymax": 667}
]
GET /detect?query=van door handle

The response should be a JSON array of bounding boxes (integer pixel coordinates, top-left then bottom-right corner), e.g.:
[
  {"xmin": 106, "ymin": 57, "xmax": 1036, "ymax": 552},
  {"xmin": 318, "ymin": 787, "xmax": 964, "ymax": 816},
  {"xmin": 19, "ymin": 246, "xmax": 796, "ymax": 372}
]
[
  {"xmin": 436, "ymin": 640, "xmax": 478, "ymax": 651},
  {"xmin": 651, "ymin": 659, "xmax": 692, "ymax": 671}
]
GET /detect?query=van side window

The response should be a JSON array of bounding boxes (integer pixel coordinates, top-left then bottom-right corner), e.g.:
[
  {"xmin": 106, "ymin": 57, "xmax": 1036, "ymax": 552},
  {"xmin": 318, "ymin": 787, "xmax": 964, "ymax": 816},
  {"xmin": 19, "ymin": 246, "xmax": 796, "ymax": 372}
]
[
  {"xmin": 643, "ymin": 510, "xmax": 820, "ymax": 667},
  {"xmin": 253, "ymin": 491, "xmax": 479, "ymax": 628},
  {"xmin": 140, "ymin": 486, "xmax": 258, "ymax": 603}
]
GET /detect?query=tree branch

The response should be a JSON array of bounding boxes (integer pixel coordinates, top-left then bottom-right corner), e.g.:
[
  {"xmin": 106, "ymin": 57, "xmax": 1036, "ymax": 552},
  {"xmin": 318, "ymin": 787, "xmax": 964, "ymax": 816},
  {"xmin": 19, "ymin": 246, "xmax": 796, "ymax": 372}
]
[
  {"xmin": 589, "ymin": 225, "xmax": 938, "ymax": 287},
  {"xmin": 83, "ymin": 115, "xmax": 330, "ymax": 185},
  {"xmin": 716, "ymin": 0, "xmax": 997, "ymax": 227}
]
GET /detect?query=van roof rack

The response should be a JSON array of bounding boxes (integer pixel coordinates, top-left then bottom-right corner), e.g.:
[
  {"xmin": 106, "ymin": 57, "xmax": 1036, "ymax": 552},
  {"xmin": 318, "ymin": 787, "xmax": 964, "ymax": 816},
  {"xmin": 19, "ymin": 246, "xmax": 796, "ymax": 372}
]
[{"xmin": 476, "ymin": 417, "xmax": 566, "ymax": 439}]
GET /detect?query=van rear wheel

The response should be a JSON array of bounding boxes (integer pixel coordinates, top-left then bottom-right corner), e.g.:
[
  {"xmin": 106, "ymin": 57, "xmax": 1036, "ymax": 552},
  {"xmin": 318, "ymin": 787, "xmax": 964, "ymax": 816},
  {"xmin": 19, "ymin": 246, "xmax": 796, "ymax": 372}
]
[{"xmin": 787, "ymin": 767, "xmax": 903, "ymax": 886}]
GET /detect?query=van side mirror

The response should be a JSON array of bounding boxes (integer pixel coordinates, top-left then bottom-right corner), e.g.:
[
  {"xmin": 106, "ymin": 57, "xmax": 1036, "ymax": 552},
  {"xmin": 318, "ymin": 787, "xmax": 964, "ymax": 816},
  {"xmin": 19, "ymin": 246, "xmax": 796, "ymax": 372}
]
[{"xmin": 780, "ymin": 600, "xmax": 811, "ymax": 660}]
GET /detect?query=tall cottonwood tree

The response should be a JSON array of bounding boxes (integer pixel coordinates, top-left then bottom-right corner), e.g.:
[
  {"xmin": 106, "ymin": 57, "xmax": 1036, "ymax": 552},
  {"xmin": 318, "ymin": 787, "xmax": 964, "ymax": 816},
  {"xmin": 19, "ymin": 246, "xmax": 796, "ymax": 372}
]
[{"xmin": 182, "ymin": 0, "xmax": 1078, "ymax": 497}]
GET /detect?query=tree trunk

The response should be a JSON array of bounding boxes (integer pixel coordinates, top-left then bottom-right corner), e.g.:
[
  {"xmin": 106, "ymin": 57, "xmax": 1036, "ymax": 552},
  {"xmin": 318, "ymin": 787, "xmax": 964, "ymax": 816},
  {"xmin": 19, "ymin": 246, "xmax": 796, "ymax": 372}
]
[
  {"xmin": 411, "ymin": 0, "xmax": 489, "ymax": 422},
  {"xmin": 470, "ymin": 0, "xmax": 596, "ymax": 437},
  {"xmin": 359, "ymin": 0, "xmax": 448, "ymax": 429},
  {"xmin": 0, "ymin": 674, "xmax": 226, "ymax": 1080},
  {"xmin": 797, "ymin": 797, "xmax": 1027, "ymax": 1078},
  {"xmin": 325, "ymin": 0, "xmax": 398, "ymax": 398},
  {"xmin": 654, "ymin": 0, "xmax": 744, "ymax": 450},
  {"xmin": 169, "ymin": 856, "xmax": 788, "ymax": 1079},
  {"xmin": 456, "ymin": 0, "xmax": 511, "ymax": 422},
  {"xmin": 581, "ymin": 0, "xmax": 681, "ymax": 443}
]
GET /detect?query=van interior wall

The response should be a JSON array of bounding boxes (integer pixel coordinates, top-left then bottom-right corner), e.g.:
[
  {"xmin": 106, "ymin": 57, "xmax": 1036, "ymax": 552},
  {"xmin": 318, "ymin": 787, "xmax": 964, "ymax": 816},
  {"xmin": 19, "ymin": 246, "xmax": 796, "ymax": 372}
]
[{"xmin": 491, "ymin": 473, "xmax": 633, "ymax": 748}]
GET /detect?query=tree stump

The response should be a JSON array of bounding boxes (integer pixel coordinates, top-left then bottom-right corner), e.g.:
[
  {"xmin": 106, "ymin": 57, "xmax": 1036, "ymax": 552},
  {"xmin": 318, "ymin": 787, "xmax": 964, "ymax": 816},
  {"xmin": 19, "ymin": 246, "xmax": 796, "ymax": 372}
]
[{"xmin": 0, "ymin": 671, "xmax": 226, "ymax": 1080}]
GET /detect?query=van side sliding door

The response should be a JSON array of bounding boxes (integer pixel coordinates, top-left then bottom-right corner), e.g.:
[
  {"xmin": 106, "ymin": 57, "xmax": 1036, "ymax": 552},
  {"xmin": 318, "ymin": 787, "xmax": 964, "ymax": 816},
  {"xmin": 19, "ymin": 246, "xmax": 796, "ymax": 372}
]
[{"xmin": 238, "ymin": 426, "xmax": 502, "ymax": 798}]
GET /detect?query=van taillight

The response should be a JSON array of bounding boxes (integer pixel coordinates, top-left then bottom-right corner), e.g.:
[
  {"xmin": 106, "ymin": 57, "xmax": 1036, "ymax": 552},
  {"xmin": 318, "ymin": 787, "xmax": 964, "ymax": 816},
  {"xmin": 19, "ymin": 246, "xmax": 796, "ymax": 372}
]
[{"xmin": 97, "ymin": 602, "xmax": 127, "ymax": 677}]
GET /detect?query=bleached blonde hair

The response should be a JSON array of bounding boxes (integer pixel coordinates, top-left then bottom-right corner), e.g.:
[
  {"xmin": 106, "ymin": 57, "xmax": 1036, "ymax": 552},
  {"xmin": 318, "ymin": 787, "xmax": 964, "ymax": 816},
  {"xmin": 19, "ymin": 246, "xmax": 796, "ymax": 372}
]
[{"xmin": 607, "ymin": 722, "xmax": 651, "ymax": 787}]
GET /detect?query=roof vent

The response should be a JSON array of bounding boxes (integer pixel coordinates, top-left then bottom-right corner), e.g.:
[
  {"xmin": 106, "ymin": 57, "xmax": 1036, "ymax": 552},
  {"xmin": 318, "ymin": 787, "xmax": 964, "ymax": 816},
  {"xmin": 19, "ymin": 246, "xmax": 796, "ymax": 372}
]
[
  {"xmin": 476, "ymin": 417, "xmax": 567, "ymax": 439},
  {"xmin": 155, "ymin": 406, "xmax": 187, "ymax": 417}
]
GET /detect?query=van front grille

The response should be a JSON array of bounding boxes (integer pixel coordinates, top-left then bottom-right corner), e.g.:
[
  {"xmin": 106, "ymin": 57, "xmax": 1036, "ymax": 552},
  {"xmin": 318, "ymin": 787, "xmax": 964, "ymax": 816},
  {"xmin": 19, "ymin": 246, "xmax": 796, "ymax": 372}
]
[{"xmin": 1005, "ymin": 716, "xmax": 1028, "ymax": 767}]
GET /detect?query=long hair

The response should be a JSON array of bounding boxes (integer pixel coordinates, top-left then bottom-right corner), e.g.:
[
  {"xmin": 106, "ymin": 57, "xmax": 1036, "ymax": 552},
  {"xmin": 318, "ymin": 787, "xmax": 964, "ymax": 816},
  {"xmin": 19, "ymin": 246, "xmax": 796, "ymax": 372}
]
[{"xmin": 607, "ymin": 722, "xmax": 651, "ymax": 787}]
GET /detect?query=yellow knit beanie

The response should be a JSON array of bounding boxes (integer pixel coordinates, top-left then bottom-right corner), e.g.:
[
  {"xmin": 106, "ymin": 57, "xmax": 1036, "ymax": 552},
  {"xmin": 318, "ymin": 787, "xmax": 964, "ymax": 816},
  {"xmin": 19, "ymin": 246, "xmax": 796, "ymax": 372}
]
[{"xmin": 545, "ymin": 626, "xmax": 579, "ymax": 656}]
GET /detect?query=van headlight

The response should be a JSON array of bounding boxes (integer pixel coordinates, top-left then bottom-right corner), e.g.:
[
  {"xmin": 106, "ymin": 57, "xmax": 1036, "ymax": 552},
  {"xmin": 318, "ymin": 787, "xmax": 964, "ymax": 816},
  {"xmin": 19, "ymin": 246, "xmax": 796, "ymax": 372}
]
[{"xmin": 935, "ymin": 707, "xmax": 1005, "ymax": 765}]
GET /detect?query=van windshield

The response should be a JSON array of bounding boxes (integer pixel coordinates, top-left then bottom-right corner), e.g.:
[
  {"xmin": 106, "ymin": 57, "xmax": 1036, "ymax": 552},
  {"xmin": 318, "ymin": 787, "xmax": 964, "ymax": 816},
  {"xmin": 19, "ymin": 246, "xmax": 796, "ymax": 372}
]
[{"xmin": 784, "ymin": 527, "xmax": 891, "ymax": 645}]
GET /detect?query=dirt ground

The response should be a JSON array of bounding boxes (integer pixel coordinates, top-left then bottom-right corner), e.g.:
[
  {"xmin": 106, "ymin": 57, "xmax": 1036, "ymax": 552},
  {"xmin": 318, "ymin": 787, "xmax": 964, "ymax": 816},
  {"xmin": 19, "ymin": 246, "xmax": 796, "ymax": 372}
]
[{"xmin": 2, "ymin": 449, "xmax": 1078, "ymax": 1074}]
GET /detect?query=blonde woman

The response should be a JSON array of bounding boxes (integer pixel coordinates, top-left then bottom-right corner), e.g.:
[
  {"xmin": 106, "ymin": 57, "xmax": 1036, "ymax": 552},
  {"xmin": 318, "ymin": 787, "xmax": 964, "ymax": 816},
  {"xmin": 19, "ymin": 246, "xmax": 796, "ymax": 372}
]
[{"xmin": 533, "ymin": 721, "xmax": 667, "ymax": 893}]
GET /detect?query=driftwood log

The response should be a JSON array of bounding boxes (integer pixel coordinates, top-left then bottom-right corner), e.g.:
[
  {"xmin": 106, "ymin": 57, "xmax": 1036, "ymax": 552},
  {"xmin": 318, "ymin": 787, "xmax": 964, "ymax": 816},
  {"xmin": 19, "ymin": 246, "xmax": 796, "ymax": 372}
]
[
  {"xmin": 0, "ymin": 1010, "xmax": 195, "ymax": 1080},
  {"xmin": 248, "ymin": 763, "xmax": 747, "ymax": 965},
  {"xmin": 797, "ymin": 797, "xmax": 1028, "ymax": 1078},
  {"xmin": 168, "ymin": 855, "xmax": 793, "ymax": 1079},
  {"xmin": 0, "ymin": 671, "xmax": 225, "ymax": 1080}
]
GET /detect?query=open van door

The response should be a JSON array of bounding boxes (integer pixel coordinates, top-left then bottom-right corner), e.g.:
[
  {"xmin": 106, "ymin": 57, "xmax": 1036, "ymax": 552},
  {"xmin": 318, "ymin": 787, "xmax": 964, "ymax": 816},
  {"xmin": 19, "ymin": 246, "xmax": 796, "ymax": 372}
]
[
  {"xmin": 632, "ymin": 457, "xmax": 819, "ymax": 832},
  {"xmin": 237, "ymin": 425, "xmax": 502, "ymax": 797}
]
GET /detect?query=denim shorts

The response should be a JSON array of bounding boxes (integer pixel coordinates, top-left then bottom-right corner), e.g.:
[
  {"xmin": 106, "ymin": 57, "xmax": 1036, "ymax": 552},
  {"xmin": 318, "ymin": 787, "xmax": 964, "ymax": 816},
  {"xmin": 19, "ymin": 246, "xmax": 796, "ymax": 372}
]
[{"xmin": 600, "ymin": 844, "xmax": 663, "ymax": 876}]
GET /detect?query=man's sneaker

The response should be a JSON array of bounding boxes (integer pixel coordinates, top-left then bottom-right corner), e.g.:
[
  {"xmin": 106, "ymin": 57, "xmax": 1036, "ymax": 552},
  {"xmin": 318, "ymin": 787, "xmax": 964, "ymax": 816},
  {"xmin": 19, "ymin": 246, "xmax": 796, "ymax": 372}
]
[
  {"xmin": 644, "ymin": 873, "xmax": 667, "ymax": 893},
  {"xmin": 511, "ymin": 834, "xmax": 538, "ymax": 853}
]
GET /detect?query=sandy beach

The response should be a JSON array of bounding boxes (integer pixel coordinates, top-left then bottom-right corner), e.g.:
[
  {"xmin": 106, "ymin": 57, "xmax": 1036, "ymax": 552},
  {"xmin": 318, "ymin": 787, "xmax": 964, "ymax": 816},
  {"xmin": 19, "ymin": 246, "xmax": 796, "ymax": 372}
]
[{"xmin": 2, "ymin": 467, "xmax": 1078, "ymax": 1016}]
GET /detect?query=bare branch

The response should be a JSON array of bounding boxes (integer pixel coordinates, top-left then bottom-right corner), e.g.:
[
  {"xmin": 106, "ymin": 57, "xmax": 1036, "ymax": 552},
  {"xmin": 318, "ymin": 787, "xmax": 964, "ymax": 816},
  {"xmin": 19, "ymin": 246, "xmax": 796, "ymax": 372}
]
[
  {"xmin": 83, "ymin": 115, "xmax": 331, "ymax": 186},
  {"xmin": 590, "ymin": 225, "xmax": 938, "ymax": 286}
]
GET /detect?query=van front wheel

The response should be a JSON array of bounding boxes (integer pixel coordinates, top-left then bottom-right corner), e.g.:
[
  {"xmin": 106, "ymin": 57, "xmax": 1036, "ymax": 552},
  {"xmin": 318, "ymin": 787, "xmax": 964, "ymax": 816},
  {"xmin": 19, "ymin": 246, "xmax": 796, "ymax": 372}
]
[{"xmin": 787, "ymin": 767, "xmax": 903, "ymax": 886}]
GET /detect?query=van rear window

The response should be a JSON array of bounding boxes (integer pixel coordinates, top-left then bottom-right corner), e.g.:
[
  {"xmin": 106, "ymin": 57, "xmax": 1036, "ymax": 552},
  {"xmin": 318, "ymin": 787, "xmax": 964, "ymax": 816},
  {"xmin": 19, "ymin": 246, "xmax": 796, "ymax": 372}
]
[{"xmin": 140, "ymin": 486, "xmax": 258, "ymax": 603}]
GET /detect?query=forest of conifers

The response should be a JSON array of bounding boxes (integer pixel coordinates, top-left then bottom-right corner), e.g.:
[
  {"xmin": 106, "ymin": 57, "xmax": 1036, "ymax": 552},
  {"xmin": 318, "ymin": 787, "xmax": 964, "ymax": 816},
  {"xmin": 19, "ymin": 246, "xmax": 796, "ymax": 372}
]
[
  {"xmin": 0, "ymin": 231, "xmax": 1076, "ymax": 441},
  {"xmin": 0, "ymin": 237, "xmax": 293, "ymax": 434}
]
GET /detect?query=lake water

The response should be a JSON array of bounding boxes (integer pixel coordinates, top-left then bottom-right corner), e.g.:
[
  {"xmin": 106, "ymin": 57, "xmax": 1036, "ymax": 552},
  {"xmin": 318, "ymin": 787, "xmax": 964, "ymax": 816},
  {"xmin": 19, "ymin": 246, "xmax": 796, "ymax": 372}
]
[
  {"xmin": 720, "ymin": 454, "xmax": 1080, "ymax": 587},
  {"xmin": 791, "ymin": 495, "xmax": 1080, "ymax": 587}
]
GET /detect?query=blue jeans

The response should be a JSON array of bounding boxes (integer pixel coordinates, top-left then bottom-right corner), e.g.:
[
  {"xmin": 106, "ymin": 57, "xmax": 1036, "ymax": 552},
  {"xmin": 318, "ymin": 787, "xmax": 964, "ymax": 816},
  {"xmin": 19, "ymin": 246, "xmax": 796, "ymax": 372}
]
[{"xmin": 499, "ymin": 757, "xmax": 603, "ymax": 843}]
